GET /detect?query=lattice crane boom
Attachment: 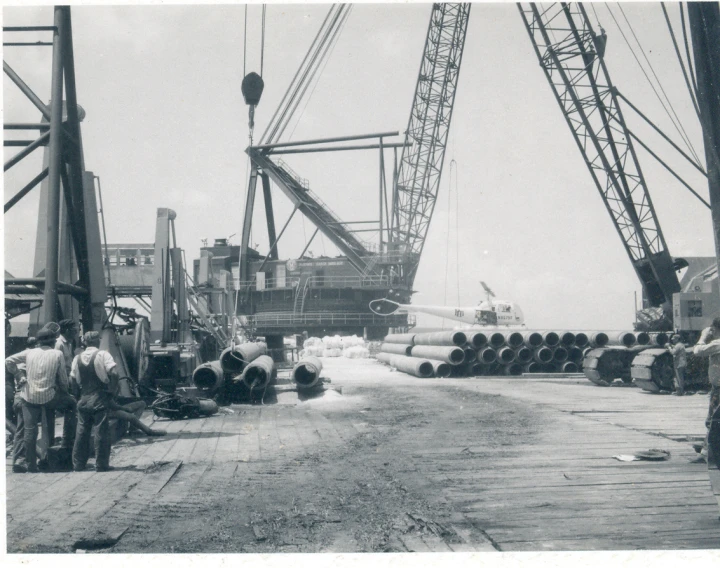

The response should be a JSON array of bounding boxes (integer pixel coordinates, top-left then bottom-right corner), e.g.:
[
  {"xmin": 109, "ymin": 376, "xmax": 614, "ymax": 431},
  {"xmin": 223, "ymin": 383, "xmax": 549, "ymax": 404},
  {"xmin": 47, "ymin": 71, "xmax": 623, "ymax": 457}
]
[
  {"xmin": 518, "ymin": 2, "xmax": 681, "ymax": 310},
  {"xmin": 390, "ymin": 3, "xmax": 471, "ymax": 287}
]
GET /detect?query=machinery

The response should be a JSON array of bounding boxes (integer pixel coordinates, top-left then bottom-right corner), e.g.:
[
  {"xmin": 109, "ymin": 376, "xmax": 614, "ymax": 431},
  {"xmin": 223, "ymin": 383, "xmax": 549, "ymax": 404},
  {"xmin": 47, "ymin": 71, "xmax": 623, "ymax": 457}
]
[{"xmin": 226, "ymin": 3, "xmax": 471, "ymax": 343}]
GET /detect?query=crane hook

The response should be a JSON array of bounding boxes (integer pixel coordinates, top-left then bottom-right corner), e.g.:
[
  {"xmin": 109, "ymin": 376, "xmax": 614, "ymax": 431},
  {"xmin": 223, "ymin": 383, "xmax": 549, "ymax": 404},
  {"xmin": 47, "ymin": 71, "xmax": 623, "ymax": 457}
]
[{"xmin": 242, "ymin": 71, "xmax": 265, "ymax": 135}]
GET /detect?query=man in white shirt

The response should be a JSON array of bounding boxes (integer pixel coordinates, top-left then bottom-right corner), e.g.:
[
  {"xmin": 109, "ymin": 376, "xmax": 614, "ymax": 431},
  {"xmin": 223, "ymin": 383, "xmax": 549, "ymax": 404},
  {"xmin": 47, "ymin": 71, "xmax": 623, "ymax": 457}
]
[
  {"xmin": 55, "ymin": 319, "xmax": 77, "ymax": 378},
  {"xmin": 693, "ymin": 317, "xmax": 720, "ymax": 459},
  {"xmin": 5, "ymin": 323, "xmax": 77, "ymax": 473}
]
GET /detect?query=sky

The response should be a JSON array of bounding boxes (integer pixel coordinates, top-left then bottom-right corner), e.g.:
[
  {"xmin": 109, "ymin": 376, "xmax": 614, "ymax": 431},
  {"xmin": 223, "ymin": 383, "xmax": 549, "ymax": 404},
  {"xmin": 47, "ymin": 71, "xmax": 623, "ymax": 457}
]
[{"xmin": 2, "ymin": 1, "xmax": 714, "ymax": 331}]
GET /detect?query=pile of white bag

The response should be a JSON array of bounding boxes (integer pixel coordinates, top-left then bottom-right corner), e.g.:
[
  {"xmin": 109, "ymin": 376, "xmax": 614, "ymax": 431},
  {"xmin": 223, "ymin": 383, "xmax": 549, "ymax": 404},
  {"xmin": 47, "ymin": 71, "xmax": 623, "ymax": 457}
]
[{"xmin": 298, "ymin": 335, "xmax": 369, "ymax": 359}]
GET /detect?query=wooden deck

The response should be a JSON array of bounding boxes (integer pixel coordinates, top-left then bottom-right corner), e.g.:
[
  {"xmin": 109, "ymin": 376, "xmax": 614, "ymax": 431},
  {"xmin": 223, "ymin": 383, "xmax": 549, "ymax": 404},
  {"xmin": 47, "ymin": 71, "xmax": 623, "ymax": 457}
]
[{"xmin": 5, "ymin": 358, "xmax": 720, "ymax": 553}]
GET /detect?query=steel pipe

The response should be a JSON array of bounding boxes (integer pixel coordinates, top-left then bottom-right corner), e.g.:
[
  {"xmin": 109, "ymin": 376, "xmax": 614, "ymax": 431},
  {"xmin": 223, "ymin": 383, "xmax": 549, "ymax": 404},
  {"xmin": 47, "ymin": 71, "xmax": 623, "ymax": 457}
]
[
  {"xmin": 505, "ymin": 331, "xmax": 524, "ymax": 348},
  {"xmin": 413, "ymin": 331, "xmax": 467, "ymax": 347},
  {"xmin": 376, "ymin": 352, "xmax": 395, "ymax": 365},
  {"xmin": 192, "ymin": 360, "xmax": 224, "ymax": 392},
  {"xmin": 553, "ymin": 346, "xmax": 569, "ymax": 363},
  {"xmin": 540, "ymin": 331, "xmax": 560, "ymax": 347},
  {"xmin": 635, "ymin": 331, "xmax": 651, "ymax": 345},
  {"xmin": 470, "ymin": 362, "xmax": 485, "ymax": 376},
  {"xmin": 465, "ymin": 331, "xmax": 488, "ymax": 349},
  {"xmin": 449, "ymin": 363, "xmax": 471, "ymax": 378},
  {"xmin": 523, "ymin": 331, "xmax": 544, "ymax": 348},
  {"xmin": 291, "ymin": 355, "xmax": 323, "ymax": 389},
  {"xmin": 463, "ymin": 347, "xmax": 477, "ymax": 364},
  {"xmin": 534, "ymin": 346, "xmax": 553, "ymax": 363},
  {"xmin": 650, "ymin": 333, "xmax": 669, "ymax": 347},
  {"xmin": 589, "ymin": 332, "xmax": 609, "ymax": 348},
  {"xmin": 561, "ymin": 361, "xmax": 579, "ymax": 373},
  {"xmin": 477, "ymin": 346, "xmax": 497, "ymax": 364},
  {"xmin": 382, "ymin": 333, "xmax": 416, "ymax": 345},
  {"xmin": 219, "ymin": 342, "xmax": 266, "ymax": 374},
  {"xmin": 542, "ymin": 362, "xmax": 559, "ymax": 373},
  {"xmin": 605, "ymin": 332, "xmax": 637, "ymax": 347},
  {"xmin": 489, "ymin": 332, "xmax": 506, "ymax": 348},
  {"xmin": 504, "ymin": 363, "xmax": 523, "ymax": 376},
  {"xmin": 382, "ymin": 354, "xmax": 434, "ymax": 378},
  {"xmin": 568, "ymin": 346, "xmax": 584, "ymax": 364},
  {"xmin": 515, "ymin": 346, "xmax": 533, "ymax": 364},
  {"xmin": 239, "ymin": 355, "xmax": 276, "ymax": 390},
  {"xmin": 560, "ymin": 332, "xmax": 576, "ymax": 346},
  {"xmin": 524, "ymin": 362, "xmax": 542, "ymax": 373},
  {"xmin": 497, "ymin": 347, "xmax": 516, "ymax": 364},
  {"xmin": 380, "ymin": 343, "xmax": 412, "ymax": 356},
  {"xmin": 573, "ymin": 332, "xmax": 589, "ymax": 348},
  {"xmin": 429, "ymin": 360, "xmax": 452, "ymax": 378},
  {"xmin": 410, "ymin": 345, "xmax": 465, "ymax": 365}
]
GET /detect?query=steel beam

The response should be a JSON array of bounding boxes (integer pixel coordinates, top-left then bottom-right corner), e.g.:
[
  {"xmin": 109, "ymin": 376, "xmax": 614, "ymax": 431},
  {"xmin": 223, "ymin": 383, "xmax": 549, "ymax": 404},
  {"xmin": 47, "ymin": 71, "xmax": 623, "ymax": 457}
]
[
  {"xmin": 251, "ymin": 131, "xmax": 400, "ymax": 151},
  {"xmin": 4, "ymin": 131, "xmax": 50, "ymax": 172},
  {"xmin": 4, "ymin": 168, "xmax": 48, "ymax": 212},
  {"xmin": 239, "ymin": 167, "xmax": 259, "ymax": 282},
  {"xmin": 42, "ymin": 6, "xmax": 66, "ymax": 323},
  {"xmin": 261, "ymin": 172, "xmax": 278, "ymax": 260},
  {"xmin": 268, "ymin": 142, "xmax": 410, "ymax": 155}
]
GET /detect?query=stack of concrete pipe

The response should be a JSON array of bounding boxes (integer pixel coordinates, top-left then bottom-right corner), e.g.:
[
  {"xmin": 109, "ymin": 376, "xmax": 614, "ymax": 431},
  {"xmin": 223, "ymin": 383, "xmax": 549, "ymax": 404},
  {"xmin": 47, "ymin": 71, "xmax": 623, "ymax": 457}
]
[
  {"xmin": 377, "ymin": 330, "xmax": 666, "ymax": 378},
  {"xmin": 191, "ymin": 342, "xmax": 270, "ymax": 394}
]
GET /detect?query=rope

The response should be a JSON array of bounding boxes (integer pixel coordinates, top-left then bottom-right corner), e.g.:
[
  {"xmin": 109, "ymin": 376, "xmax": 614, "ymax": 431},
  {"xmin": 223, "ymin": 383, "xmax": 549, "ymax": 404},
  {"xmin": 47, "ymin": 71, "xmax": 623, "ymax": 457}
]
[
  {"xmin": 660, "ymin": 2, "xmax": 701, "ymax": 121},
  {"xmin": 679, "ymin": 4, "xmax": 699, "ymax": 98},
  {"xmin": 260, "ymin": 4, "xmax": 266, "ymax": 77},
  {"xmin": 243, "ymin": 4, "xmax": 247, "ymax": 78}
]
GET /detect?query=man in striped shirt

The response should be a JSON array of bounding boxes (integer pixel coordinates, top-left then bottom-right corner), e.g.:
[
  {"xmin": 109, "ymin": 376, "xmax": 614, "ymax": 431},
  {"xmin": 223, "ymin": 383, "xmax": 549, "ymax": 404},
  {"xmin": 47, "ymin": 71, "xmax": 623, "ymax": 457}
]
[{"xmin": 5, "ymin": 323, "xmax": 78, "ymax": 473}]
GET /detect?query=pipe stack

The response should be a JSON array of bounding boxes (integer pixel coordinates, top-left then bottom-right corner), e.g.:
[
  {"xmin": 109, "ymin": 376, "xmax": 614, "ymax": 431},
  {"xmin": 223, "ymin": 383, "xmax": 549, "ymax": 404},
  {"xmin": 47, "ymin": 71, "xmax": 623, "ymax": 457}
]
[
  {"xmin": 378, "ymin": 329, "xmax": 650, "ymax": 378},
  {"xmin": 192, "ymin": 341, "xmax": 269, "ymax": 396}
]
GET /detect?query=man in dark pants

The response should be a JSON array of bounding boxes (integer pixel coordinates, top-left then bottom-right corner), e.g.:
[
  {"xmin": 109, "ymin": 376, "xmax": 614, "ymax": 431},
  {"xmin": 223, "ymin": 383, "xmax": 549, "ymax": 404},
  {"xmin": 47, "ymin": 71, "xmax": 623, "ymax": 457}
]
[
  {"xmin": 7, "ymin": 337, "xmax": 37, "ymax": 473},
  {"xmin": 71, "ymin": 331, "xmax": 118, "ymax": 472},
  {"xmin": 5, "ymin": 323, "xmax": 77, "ymax": 473}
]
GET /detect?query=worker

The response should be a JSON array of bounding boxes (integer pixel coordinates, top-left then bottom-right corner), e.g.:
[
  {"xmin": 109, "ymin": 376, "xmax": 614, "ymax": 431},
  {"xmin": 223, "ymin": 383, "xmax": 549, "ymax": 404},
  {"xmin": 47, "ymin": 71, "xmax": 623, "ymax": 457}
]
[
  {"xmin": 70, "ymin": 331, "xmax": 118, "ymax": 472},
  {"xmin": 692, "ymin": 317, "xmax": 720, "ymax": 460},
  {"xmin": 109, "ymin": 399, "xmax": 166, "ymax": 438},
  {"xmin": 7, "ymin": 337, "xmax": 37, "ymax": 473},
  {"xmin": 667, "ymin": 334, "xmax": 687, "ymax": 396},
  {"xmin": 5, "ymin": 323, "xmax": 77, "ymax": 473},
  {"xmin": 56, "ymin": 319, "xmax": 78, "ymax": 382}
]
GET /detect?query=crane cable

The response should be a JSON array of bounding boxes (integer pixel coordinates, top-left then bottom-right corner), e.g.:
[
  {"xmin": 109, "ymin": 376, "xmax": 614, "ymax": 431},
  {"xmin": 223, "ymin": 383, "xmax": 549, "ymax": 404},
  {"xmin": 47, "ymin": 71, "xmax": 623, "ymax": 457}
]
[
  {"xmin": 660, "ymin": 2, "xmax": 701, "ymax": 122},
  {"xmin": 243, "ymin": 4, "xmax": 266, "ymax": 79},
  {"xmin": 605, "ymin": 4, "xmax": 702, "ymax": 165}
]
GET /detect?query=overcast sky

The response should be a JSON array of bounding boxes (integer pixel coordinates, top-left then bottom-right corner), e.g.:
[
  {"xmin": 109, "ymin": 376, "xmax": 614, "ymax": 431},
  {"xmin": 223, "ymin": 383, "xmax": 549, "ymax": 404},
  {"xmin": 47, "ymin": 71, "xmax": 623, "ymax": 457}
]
[{"xmin": 3, "ymin": 1, "xmax": 713, "ymax": 330}]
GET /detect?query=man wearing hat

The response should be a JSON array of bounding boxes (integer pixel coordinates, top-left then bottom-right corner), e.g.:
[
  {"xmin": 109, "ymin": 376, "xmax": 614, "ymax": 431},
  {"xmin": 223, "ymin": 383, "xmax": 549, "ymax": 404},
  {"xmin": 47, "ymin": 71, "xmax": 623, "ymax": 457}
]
[
  {"xmin": 667, "ymin": 334, "xmax": 687, "ymax": 396},
  {"xmin": 5, "ymin": 322, "xmax": 77, "ymax": 473},
  {"xmin": 70, "ymin": 331, "xmax": 118, "ymax": 472}
]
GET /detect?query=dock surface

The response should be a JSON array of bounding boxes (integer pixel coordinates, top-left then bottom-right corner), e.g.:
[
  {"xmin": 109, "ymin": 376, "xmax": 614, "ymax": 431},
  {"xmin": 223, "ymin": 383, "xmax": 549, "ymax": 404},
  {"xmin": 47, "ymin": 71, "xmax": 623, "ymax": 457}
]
[{"xmin": 6, "ymin": 358, "xmax": 720, "ymax": 553}]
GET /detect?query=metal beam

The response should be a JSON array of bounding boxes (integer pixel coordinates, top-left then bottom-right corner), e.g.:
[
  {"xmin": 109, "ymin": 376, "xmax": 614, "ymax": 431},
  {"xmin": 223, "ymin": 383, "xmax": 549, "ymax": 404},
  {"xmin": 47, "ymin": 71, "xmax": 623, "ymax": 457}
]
[
  {"xmin": 239, "ymin": 167, "xmax": 259, "ymax": 282},
  {"xmin": 42, "ymin": 6, "xmax": 66, "ymax": 323},
  {"xmin": 251, "ymin": 131, "xmax": 400, "ymax": 151},
  {"xmin": 261, "ymin": 172, "xmax": 278, "ymax": 260},
  {"xmin": 268, "ymin": 142, "xmax": 410, "ymax": 155},
  {"xmin": 3, "ymin": 61, "xmax": 50, "ymax": 121},
  {"xmin": 5, "ymin": 278, "xmax": 87, "ymax": 297},
  {"xmin": 4, "ymin": 168, "xmax": 48, "ymax": 213},
  {"xmin": 4, "ymin": 131, "xmax": 50, "ymax": 172}
]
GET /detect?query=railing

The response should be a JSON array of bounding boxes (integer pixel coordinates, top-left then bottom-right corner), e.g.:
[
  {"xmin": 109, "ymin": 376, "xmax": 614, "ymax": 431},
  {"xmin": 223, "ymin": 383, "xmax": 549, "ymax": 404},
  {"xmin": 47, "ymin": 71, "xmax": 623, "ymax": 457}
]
[
  {"xmin": 275, "ymin": 158, "xmax": 309, "ymax": 189},
  {"xmin": 303, "ymin": 275, "xmax": 389, "ymax": 288},
  {"xmin": 249, "ymin": 311, "xmax": 409, "ymax": 328},
  {"xmin": 234, "ymin": 277, "xmax": 301, "ymax": 291}
]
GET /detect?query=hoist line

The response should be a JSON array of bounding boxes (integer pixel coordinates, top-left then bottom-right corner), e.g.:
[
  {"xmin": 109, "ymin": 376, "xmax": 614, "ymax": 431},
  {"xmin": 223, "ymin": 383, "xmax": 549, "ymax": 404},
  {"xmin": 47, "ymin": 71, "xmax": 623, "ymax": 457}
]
[
  {"xmin": 679, "ymin": 4, "xmax": 699, "ymax": 98},
  {"xmin": 261, "ymin": 5, "xmax": 343, "ymax": 145},
  {"xmin": 261, "ymin": 4, "xmax": 266, "ymax": 77},
  {"xmin": 285, "ymin": 4, "xmax": 352, "ymax": 143},
  {"xmin": 259, "ymin": 5, "xmax": 335, "ymax": 145},
  {"xmin": 272, "ymin": 4, "xmax": 349, "ymax": 145},
  {"xmin": 605, "ymin": 3, "xmax": 701, "ymax": 165},
  {"xmin": 661, "ymin": 2, "xmax": 701, "ymax": 121},
  {"xmin": 243, "ymin": 4, "xmax": 247, "ymax": 78}
]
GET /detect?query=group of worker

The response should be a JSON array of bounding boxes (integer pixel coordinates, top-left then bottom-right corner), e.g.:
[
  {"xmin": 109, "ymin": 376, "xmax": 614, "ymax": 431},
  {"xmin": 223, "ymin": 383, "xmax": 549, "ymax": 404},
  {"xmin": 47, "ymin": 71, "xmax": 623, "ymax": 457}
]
[
  {"xmin": 666, "ymin": 317, "xmax": 720, "ymax": 461},
  {"xmin": 5, "ymin": 319, "xmax": 165, "ymax": 474}
]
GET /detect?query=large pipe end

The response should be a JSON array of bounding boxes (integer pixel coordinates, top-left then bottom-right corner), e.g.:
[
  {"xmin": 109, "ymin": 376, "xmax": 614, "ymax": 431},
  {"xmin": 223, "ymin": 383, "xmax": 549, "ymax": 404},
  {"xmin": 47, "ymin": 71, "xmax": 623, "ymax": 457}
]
[
  {"xmin": 620, "ymin": 332, "xmax": 636, "ymax": 347},
  {"xmin": 479, "ymin": 347, "xmax": 497, "ymax": 364},
  {"xmin": 219, "ymin": 348, "xmax": 245, "ymax": 374},
  {"xmin": 490, "ymin": 332, "xmax": 506, "ymax": 348},
  {"xmin": 560, "ymin": 332, "xmax": 576, "ymax": 346},
  {"xmin": 433, "ymin": 362, "xmax": 452, "ymax": 378},
  {"xmin": 516, "ymin": 347, "xmax": 533, "ymax": 364},
  {"xmin": 525, "ymin": 332, "xmax": 543, "ymax": 348},
  {"xmin": 451, "ymin": 331, "xmax": 467, "ymax": 347},
  {"xmin": 635, "ymin": 331, "xmax": 650, "ymax": 345},
  {"xmin": 192, "ymin": 363, "xmax": 223, "ymax": 391},
  {"xmin": 463, "ymin": 348, "xmax": 477, "ymax": 364},
  {"xmin": 591, "ymin": 332, "xmax": 609, "ymax": 347},
  {"xmin": 574, "ymin": 332, "xmax": 589, "ymax": 348},
  {"xmin": 535, "ymin": 346, "xmax": 553, "ymax": 363},
  {"xmin": 505, "ymin": 363, "xmax": 523, "ymax": 376},
  {"xmin": 506, "ymin": 332, "xmax": 524, "ymax": 348},
  {"xmin": 469, "ymin": 332, "xmax": 488, "ymax": 349},
  {"xmin": 562, "ymin": 361, "xmax": 579, "ymax": 373},
  {"xmin": 449, "ymin": 347, "xmax": 465, "ymax": 365},
  {"xmin": 543, "ymin": 332, "xmax": 560, "ymax": 347},
  {"xmin": 417, "ymin": 361, "xmax": 434, "ymax": 378},
  {"xmin": 498, "ymin": 347, "xmax": 516, "ymax": 363},
  {"xmin": 553, "ymin": 346, "xmax": 569, "ymax": 362}
]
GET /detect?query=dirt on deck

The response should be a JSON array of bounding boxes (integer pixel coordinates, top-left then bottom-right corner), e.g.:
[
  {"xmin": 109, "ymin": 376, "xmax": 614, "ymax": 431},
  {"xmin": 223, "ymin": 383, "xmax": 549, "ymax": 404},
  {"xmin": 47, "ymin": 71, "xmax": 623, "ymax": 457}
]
[{"xmin": 6, "ymin": 358, "xmax": 720, "ymax": 553}]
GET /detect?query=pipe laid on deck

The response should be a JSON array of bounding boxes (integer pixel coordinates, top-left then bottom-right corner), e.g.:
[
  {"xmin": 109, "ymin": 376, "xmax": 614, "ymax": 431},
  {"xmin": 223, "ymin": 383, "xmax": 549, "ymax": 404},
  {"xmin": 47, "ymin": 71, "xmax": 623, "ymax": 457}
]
[
  {"xmin": 429, "ymin": 360, "xmax": 452, "ymax": 378},
  {"xmin": 379, "ymin": 343, "xmax": 413, "ymax": 356},
  {"xmin": 524, "ymin": 362, "xmax": 542, "ymax": 373},
  {"xmin": 383, "ymin": 333, "xmax": 416, "ymax": 345},
  {"xmin": 540, "ymin": 331, "xmax": 560, "ymax": 347},
  {"xmin": 239, "ymin": 355, "xmax": 276, "ymax": 390},
  {"xmin": 497, "ymin": 347, "xmax": 516, "ymax": 364},
  {"xmin": 542, "ymin": 362, "xmax": 559, "ymax": 373},
  {"xmin": 477, "ymin": 346, "xmax": 497, "ymax": 364},
  {"xmin": 635, "ymin": 331, "xmax": 650, "ymax": 346},
  {"xmin": 410, "ymin": 345, "xmax": 465, "ymax": 365},
  {"xmin": 505, "ymin": 331, "xmax": 524, "ymax": 348},
  {"xmin": 413, "ymin": 331, "xmax": 467, "ymax": 347},
  {"xmin": 534, "ymin": 346, "xmax": 553, "ymax": 363},
  {"xmin": 589, "ymin": 332, "xmax": 609, "ymax": 348},
  {"xmin": 605, "ymin": 332, "xmax": 637, "ymax": 347},
  {"xmin": 489, "ymin": 332, "xmax": 506, "ymax": 348},
  {"xmin": 561, "ymin": 361, "xmax": 579, "ymax": 373},
  {"xmin": 504, "ymin": 363, "xmax": 523, "ymax": 376},
  {"xmin": 220, "ymin": 342, "xmax": 266, "ymax": 374},
  {"xmin": 560, "ymin": 332, "xmax": 576, "ymax": 347},
  {"xmin": 650, "ymin": 332, "xmax": 669, "ymax": 347},
  {"xmin": 291, "ymin": 356, "xmax": 323, "ymax": 389},
  {"xmin": 553, "ymin": 346, "xmax": 569, "ymax": 363},
  {"xmin": 471, "ymin": 362, "xmax": 485, "ymax": 376},
  {"xmin": 523, "ymin": 331, "xmax": 544, "ymax": 348},
  {"xmin": 192, "ymin": 360, "xmax": 225, "ymax": 392},
  {"xmin": 385, "ymin": 354, "xmax": 434, "ymax": 378},
  {"xmin": 568, "ymin": 346, "xmax": 584, "ymax": 364},
  {"xmin": 466, "ymin": 331, "xmax": 488, "ymax": 349},
  {"xmin": 515, "ymin": 346, "xmax": 533, "ymax": 364},
  {"xmin": 573, "ymin": 332, "xmax": 589, "ymax": 348}
]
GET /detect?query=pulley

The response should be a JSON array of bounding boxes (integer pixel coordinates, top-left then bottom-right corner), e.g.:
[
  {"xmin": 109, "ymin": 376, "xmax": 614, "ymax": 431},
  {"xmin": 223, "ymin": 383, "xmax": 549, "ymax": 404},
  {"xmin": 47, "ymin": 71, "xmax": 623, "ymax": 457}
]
[{"xmin": 242, "ymin": 71, "xmax": 265, "ymax": 132}]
